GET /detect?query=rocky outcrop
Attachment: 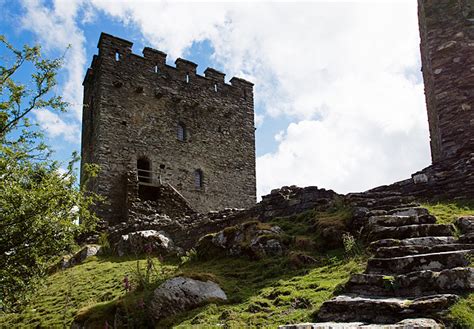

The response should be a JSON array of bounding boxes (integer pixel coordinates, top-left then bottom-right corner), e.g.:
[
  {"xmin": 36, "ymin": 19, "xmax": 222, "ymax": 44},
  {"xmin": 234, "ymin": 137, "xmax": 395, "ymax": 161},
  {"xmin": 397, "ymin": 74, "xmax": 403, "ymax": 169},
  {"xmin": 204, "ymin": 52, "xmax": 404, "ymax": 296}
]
[
  {"xmin": 149, "ymin": 277, "xmax": 227, "ymax": 321},
  {"xmin": 247, "ymin": 186, "xmax": 339, "ymax": 221},
  {"xmin": 115, "ymin": 230, "xmax": 178, "ymax": 256},
  {"xmin": 196, "ymin": 221, "xmax": 288, "ymax": 259},
  {"xmin": 314, "ymin": 204, "xmax": 474, "ymax": 325},
  {"xmin": 56, "ymin": 245, "xmax": 101, "ymax": 270},
  {"xmin": 455, "ymin": 216, "xmax": 474, "ymax": 234}
]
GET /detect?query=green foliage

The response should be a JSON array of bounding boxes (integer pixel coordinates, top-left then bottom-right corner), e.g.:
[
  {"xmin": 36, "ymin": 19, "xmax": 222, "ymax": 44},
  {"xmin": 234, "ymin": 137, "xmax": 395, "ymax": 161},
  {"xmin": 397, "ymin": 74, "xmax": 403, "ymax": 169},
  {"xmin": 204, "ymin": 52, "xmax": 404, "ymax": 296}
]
[
  {"xmin": 422, "ymin": 201, "xmax": 474, "ymax": 225},
  {"xmin": 180, "ymin": 248, "xmax": 197, "ymax": 264},
  {"xmin": 0, "ymin": 35, "xmax": 100, "ymax": 312},
  {"xmin": 447, "ymin": 293, "xmax": 474, "ymax": 328},
  {"xmin": 130, "ymin": 255, "xmax": 165, "ymax": 292},
  {"xmin": 342, "ymin": 233, "xmax": 363, "ymax": 258},
  {"xmin": 98, "ymin": 232, "xmax": 111, "ymax": 254}
]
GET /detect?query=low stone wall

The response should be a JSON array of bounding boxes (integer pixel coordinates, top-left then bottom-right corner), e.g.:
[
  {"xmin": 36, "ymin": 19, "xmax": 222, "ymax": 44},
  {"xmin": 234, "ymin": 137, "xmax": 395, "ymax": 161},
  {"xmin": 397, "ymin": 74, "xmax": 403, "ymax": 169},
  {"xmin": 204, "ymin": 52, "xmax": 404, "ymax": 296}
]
[
  {"xmin": 369, "ymin": 155, "xmax": 474, "ymax": 201},
  {"xmin": 245, "ymin": 185, "xmax": 340, "ymax": 221}
]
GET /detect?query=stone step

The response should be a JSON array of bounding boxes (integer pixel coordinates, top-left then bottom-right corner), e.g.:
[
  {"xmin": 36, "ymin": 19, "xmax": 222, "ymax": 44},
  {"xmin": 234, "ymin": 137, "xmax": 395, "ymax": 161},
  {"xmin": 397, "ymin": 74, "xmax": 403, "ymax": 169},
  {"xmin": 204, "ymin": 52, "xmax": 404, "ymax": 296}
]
[
  {"xmin": 368, "ymin": 224, "xmax": 453, "ymax": 242},
  {"xmin": 369, "ymin": 236, "xmax": 456, "ymax": 250},
  {"xmin": 387, "ymin": 207, "xmax": 429, "ymax": 217},
  {"xmin": 366, "ymin": 250, "xmax": 472, "ymax": 274},
  {"xmin": 374, "ymin": 243, "xmax": 474, "ymax": 258},
  {"xmin": 368, "ymin": 215, "xmax": 436, "ymax": 228},
  {"xmin": 279, "ymin": 318, "xmax": 443, "ymax": 329},
  {"xmin": 345, "ymin": 267, "xmax": 474, "ymax": 297},
  {"xmin": 317, "ymin": 294, "xmax": 459, "ymax": 323}
]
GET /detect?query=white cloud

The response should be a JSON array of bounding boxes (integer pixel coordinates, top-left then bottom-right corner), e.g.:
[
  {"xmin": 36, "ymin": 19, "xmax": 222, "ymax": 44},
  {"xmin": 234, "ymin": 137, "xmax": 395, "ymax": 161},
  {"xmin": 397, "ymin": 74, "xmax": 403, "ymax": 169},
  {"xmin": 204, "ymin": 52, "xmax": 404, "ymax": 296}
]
[
  {"xmin": 18, "ymin": 0, "xmax": 432, "ymax": 198},
  {"xmin": 33, "ymin": 109, "xmax": 80, "ymax": 143},
  {"xmin": 88, "ymin": 1, "xmax": 430, "ymax": 197},
  {"xmin": 20, "ymin": 0, "xmax": 87, "ymax": 135}
]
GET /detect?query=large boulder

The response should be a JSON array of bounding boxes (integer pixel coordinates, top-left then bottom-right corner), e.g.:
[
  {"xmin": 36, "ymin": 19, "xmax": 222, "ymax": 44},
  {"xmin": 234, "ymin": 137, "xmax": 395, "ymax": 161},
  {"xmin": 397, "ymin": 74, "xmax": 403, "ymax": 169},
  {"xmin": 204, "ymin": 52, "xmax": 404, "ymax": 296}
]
[
  {"xmin": 149, "ymin": 276, "xmax": 227, "ymax": 321},
  {"xmin": 196, "ymin": 221, "xmax": 288, "ymax": 259},
  {"xmin": 56, "ymin": 245, "xmax": 101, "ymax": 270},
  {"xmin": 115, "ymin": 230, "xmax": 177, "ymax": 256}
]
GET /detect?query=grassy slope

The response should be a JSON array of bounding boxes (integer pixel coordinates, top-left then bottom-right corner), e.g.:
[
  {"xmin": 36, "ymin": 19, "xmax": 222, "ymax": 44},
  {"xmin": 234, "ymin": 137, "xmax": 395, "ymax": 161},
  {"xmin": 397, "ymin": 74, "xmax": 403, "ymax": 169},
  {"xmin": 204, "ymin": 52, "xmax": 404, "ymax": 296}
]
[
  {"xmin": 0, "ymin": 252, "xmax": 364, "ymax": 328},
  {"xmin": 0, "ymin": 256, "xmax": 177, "ymax": 328},
  {"xmin": 172, "ymin": 253, "xmax": 363, "ymax": 328},
  {"xmin": 2, "ymin": 201, "xmax": 473, "ymax": 328},
  {"xmin": 422, "ymin": 200, "xmax": 474, "ymax": 328},
  {"xmin": 0, "ymin": 207, "xmax": 362, "ymax": 328}
]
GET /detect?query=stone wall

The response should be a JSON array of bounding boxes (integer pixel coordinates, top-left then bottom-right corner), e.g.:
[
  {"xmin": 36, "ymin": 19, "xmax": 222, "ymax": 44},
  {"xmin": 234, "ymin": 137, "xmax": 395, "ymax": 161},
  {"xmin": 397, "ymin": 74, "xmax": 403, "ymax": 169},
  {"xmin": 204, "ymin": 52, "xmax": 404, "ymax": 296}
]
[
  {"xmin": 81, "ymin": 33, "xmax": 256, "ymax": 224},
  {"xmin": 368, "ymin": 0, "xmax": 474, "ymax": 201},
  {"xmin": 245, "ymin": 186, "xmax": 340, "ymax": 221},
  {"xmin": 369, "ymin": 154, "xmax": 474, "ymax": 200},
  {"xmin": 418, "ymin": 0, "xmax": 474, "ymax": 163}
]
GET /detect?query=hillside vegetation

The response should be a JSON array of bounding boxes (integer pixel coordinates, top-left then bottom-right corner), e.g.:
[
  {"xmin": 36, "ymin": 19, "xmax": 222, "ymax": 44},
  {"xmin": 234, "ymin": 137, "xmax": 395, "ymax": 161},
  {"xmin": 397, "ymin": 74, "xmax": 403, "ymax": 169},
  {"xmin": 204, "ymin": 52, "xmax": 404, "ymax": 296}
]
[{"xmin": 1, "ymin": 201, "xmax": 474, "ymax": 328}]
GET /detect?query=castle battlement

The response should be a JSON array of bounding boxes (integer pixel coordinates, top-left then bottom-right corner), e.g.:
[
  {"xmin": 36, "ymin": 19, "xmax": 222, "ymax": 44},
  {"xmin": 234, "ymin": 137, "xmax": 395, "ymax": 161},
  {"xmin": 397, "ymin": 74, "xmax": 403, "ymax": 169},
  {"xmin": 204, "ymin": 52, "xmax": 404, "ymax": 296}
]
[
  {"xmin": 83, "ymin": 33, "xmax": 253, "ymax": 98},
  {"xmin": 81, "ymin": 32, "xmax": 257, "ymax": 224}
]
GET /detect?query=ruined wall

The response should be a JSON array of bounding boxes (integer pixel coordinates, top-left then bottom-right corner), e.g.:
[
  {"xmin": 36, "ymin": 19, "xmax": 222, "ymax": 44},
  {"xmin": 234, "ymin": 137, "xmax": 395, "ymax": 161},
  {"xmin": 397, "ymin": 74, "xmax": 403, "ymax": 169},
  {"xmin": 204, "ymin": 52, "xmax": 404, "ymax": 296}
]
[
  {"xmin": 81, "ymin": 33, "xmax": 256, "ymax": 224},
  {"xmin": 418, "ymin": 0, "xmax": 474, "ymax": 163}
]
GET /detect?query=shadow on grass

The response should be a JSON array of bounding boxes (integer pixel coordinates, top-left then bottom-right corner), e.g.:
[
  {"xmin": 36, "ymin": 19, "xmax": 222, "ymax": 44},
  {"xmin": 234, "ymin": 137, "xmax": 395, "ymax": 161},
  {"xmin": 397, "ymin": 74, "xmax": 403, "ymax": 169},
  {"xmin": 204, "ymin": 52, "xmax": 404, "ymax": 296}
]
[{"xmin": 77, "ymin": 249, "xmax": 362, "ymax": 328}]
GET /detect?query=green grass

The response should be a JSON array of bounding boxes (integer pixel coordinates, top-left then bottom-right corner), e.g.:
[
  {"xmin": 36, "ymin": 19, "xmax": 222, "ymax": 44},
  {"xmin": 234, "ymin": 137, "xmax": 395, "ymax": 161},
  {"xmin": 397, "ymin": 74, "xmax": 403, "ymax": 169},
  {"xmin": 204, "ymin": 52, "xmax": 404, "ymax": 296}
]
[
  {"xmin": 167, "ymin": 252, "xmax": 365, "ymax": 328},
  {"xmin": 422, "ymin": 200, "xmax": 474, "ymax": 328},
  {"xmin": 0, "ymin": 255, "xmax": 177, "ymax": 328},
  {"xmin": 422, "ymin": 200, "xmax": 474, "ymax": 225},
  {"xmin": 0, "ymin": 202, "xmax": 364, "ymax": 328},
  {"xmin": 446, "ymin": 293, "xmax": 474, "ymax": 328}
]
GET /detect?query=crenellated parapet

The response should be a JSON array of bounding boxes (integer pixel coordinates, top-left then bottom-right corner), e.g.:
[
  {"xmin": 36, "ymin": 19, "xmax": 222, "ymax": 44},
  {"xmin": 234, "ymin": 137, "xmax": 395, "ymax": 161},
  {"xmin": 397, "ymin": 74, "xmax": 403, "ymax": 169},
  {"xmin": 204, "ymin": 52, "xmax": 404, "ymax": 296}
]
[
  {"xmin": 83, "ymin": 32, "xmax": 253, "ymax": 98},
  {"xmin": 81, "ymin": 32, "xmax": 256, "ymax": 225}
]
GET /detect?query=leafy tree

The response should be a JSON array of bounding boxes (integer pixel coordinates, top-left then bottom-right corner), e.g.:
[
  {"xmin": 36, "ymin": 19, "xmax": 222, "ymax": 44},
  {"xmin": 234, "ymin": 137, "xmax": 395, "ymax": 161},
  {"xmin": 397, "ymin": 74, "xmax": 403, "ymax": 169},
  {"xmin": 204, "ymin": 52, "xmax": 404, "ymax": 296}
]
[{"xmin": 0, "ymin": 35, "xmax": 99, "ymax": 312}]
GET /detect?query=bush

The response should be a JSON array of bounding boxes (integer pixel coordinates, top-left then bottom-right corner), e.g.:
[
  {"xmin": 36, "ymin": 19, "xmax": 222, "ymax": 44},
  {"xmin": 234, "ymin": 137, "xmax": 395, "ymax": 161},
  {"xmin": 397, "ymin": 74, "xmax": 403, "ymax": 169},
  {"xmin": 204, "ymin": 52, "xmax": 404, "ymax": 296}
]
[{"xmin": 0, "ymin": 35, "xmax": 100, "ymax": 311}]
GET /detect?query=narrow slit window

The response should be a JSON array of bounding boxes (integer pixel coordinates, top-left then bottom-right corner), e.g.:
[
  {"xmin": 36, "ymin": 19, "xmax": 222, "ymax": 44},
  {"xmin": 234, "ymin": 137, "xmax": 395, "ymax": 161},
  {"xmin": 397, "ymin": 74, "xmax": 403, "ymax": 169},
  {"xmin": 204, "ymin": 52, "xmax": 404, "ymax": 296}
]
[
  {"xmin": 214, "ymin": 83, "xmax": 218, "ymax": 92},
  {"xmin": 154, "ymin": 65, "xmax": 159, "ymax": 73},
  {"xmin": 115, "ymin": 51, "xmax": 120, "ymax": 61},
  {"xmin": 177, "ymin": 122, "xmax": 186, "ymax": 141},
  {"xmin": 194, "ymin": 169, "xmax": 203, "ymax": 190},
  {"xmin": 186, "ymin": 73, "xmax": 190, "ymax": 83}
]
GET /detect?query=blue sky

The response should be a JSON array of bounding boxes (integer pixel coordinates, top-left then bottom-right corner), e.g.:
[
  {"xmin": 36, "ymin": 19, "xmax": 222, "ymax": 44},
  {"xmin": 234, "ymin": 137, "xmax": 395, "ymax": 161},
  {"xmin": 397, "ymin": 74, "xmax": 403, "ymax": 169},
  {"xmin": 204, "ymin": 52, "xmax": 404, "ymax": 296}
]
[{"xmin": 1, "ymin": 0, "xmax": 432, "ymax": 198}]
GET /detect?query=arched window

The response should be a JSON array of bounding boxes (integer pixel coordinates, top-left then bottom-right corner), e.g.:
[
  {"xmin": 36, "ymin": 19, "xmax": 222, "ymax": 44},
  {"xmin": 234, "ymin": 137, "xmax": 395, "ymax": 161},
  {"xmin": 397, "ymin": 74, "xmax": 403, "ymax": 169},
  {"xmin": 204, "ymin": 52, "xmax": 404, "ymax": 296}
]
[
  {"xmin": 115, "ymin": 51, "xmax": 120, "ymax": 61},
  {"xmin": 137, "ymin": 157, "xmax": 151, "ymax": 183},
  {"xmin": 194, "ymin": 169, "xmax": 203, "ymax": 190},
  {"xmin": 177, "ymin": 122, "xmax": 186, "ymax": 141}
]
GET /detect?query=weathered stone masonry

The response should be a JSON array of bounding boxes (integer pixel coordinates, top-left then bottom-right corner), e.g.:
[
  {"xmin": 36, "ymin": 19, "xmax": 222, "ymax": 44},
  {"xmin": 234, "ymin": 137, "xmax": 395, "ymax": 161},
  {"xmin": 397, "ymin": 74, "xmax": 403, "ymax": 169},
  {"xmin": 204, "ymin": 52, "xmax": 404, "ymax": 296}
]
[
  {"xmin": 81, "ymin": 33, "xmax": 256, "ymax": 224},
  {"xmin": 419, "ymin": 0, "xmax": 474, "ymax": 162},
  {"xmin": 371, "ymin": 0, "xmax": 474, "ymax": 200}
]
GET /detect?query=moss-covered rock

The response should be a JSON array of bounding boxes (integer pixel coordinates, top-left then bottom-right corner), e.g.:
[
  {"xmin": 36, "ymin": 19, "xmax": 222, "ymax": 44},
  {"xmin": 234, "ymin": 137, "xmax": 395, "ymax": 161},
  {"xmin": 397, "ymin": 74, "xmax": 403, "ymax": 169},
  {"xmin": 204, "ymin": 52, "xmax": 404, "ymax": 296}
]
[{"xmin": 195, "ymin": 221, "xmax": 290, "ymax": 260}]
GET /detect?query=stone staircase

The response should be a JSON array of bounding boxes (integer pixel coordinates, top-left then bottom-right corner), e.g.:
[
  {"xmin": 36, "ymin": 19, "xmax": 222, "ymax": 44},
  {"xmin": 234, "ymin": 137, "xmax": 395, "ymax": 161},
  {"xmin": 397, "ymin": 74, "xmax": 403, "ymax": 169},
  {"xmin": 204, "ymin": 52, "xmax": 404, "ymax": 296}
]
[{"xmin": 313, "ymin": 206, "xmax": 474, "ymax": 326}]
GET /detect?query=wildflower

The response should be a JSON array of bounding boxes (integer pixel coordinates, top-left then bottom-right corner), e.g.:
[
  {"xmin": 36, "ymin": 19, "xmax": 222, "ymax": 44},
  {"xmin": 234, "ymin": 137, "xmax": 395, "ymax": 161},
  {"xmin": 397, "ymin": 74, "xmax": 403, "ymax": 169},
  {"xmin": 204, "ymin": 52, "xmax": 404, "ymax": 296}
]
[
  {"xmin": 123, "ymin": 275, "xmax": 131, "ymax": 292},
  {"xmin": 144, "ymin": 242, "xmax": 153, "ymax": 254}
]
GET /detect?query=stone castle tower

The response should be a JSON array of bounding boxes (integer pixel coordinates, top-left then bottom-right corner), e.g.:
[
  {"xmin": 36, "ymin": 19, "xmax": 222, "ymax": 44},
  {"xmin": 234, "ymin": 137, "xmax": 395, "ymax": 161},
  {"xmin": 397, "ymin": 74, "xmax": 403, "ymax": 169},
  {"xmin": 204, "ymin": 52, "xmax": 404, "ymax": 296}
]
[
  {"xmin": 418, "ymin": 0, "xmax": 474, "ymax": 163},
  {"xmin": 81, "ymin": 33, "xmax": 256, "ymax": 224}
]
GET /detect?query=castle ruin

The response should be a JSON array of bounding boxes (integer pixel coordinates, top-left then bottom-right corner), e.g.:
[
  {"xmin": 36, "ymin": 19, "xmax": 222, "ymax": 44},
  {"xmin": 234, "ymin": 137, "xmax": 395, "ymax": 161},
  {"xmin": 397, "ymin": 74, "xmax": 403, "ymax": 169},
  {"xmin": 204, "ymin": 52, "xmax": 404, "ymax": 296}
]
[
  {"xmin": 81, "ymin": 33, "xmax": 256, "ymax": 224},
  {"xmin": 419, "ymin": 0, "xmax": 474, "ymax": 162}
]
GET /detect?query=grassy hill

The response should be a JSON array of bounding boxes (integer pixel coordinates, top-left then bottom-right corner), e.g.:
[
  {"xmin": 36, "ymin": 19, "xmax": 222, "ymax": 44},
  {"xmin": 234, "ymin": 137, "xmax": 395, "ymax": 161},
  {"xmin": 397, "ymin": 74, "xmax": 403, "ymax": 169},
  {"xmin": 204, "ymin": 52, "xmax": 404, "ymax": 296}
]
[{"xmin": 1, "ymin": 201, "xmax": 474, "ymax": 328}]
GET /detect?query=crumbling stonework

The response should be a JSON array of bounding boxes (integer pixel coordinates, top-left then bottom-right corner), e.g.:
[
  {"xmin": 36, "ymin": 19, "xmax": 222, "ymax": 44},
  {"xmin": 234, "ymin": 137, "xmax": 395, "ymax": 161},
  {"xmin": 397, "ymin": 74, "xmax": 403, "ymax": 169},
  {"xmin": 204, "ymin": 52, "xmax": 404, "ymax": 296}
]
[
  {"xmin": 81, "ymin": 33, "xmax": 256, "ymax": 224},
  {"xmin": 418, "ymin": 0, "xmax": 474, "ymax": 162},
  {"xmin": 366, "ymin": 0, "xmax": 474, "ymax": 200}
]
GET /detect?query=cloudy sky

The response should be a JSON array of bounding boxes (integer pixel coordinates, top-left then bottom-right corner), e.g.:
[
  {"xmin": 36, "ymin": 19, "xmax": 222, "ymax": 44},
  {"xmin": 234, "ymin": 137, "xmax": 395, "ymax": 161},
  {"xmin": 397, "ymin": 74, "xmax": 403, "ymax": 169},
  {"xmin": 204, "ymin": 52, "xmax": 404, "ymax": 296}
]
[{"xmin": 1, "ymin": 0, "xmax": 431, "ymax": 198}]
